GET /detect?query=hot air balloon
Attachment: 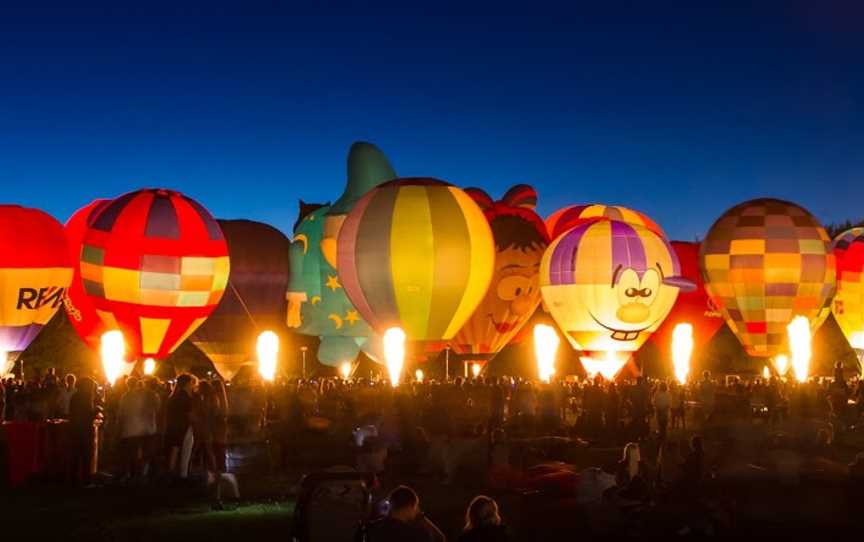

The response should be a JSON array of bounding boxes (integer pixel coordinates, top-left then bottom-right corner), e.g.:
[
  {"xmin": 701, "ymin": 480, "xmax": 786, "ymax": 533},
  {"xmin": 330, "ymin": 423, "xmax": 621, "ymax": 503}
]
[
  {"xmin": 540, "ymin": 217, "xmax": 691, "ymax": 376},
  {"xmin": 831, "ymin": 228, "xmax": 864, "ymax": 352},
  {"xmin": 79, "ymin": 188, "xmax": 230, "ymax": 360},
  {"xmin": 189, "ymin": 220, "xmax": 290, "ymax": 379},
  {"xmin": 0, "ymin": 206, "xmax": 74, "ymax": 368},
  {"xmin": 337, "ymin": 178, "xmax": 495, "ymax": 348},
  {"xmin": 450, "ymin": 185, "xmax": 550, "ymax": 367},
  {"xmin": 700, "ymin": 198, "xmax": 835, "ymax": 358},
  {"xmin": 286, "ymin": 142, "xmax": 396, "ymax": 366},
  {"xmin": 546, "ymin": 204, "xmax": 665, "ymax": 241},
  {"xmin": 645, "ymin": 241, "xmax": 725, "ymax": 363},
  {"xmin": 64, "ymin": 199, "xmax": 111, "ymax": 350}
]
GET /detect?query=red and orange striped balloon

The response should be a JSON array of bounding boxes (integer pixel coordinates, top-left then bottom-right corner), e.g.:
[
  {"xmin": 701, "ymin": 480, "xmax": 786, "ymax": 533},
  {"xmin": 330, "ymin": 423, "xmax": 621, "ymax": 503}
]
[
  {"xmin": 337, "ymin": 178, "xmax": 495, "ymax": 342},
  {"xmin": 546, "ymin": 204, "xmax": 665, "ymax": 241}
]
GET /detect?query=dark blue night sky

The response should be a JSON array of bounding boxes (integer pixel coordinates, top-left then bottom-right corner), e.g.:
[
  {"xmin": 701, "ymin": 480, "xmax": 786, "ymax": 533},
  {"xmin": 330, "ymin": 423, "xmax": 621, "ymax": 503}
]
[{"xmin": 1, "ymin": 2, "xmax": 861, "ymax": 240}]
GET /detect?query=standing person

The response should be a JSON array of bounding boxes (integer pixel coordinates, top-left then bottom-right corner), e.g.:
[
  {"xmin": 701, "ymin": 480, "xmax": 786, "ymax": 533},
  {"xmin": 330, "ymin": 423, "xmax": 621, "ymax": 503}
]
[
  {"xmin": 0, "ymin": 378, "xmax": 5, "ymax": 421},
  {"xmin": 165, "ymin": 374, "xmax": 198, "ymax": 480},
  {"xmin": 603, "ymin": 382, "xmax": 620, "ymax": 441},
  {"xmin": 364, "ymin": 485, "xmax": 446, "ymax": 542},
  {"xmin": 458, "ymin": 495, "xmax": 510, "ymax": 542},
  {"xmin": 671, "ymin": 381, "xmax": 686, "ymax": 430},
  {"xmin": 117, "ymin": 377, "xmax": 159, "ymax": 481},
  {"xmin": 56, "ymin": 374, "xmax": 77, "ymax": 419},
  {"xmin": 68, "ymin": 378, "xmax": 101, "ymax": 486},
  {"xmin": 698, "ymin": 372, "xmax": 716, "ymax": 425},
  {"xmin": 654, "ymin": 382, "xmax": 671, "ymax": 442}
]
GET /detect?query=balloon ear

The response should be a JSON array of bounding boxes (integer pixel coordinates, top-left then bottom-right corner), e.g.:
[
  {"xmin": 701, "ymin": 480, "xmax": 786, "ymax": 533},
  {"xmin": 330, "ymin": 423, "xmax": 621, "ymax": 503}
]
[
  {"xmin": 502, "ymin": 184, "xmax": 538, "ymax": 209},
  {"xmin": 464, "ymin": 187, "xmax": 494, "ymax": 210}
]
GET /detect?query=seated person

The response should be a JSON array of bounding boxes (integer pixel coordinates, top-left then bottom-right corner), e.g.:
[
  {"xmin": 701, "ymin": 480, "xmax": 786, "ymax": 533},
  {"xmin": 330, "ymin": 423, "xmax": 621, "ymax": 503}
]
[{"xmin": 365, "ymin": 485, "xmax": 445, "ymax": 542}]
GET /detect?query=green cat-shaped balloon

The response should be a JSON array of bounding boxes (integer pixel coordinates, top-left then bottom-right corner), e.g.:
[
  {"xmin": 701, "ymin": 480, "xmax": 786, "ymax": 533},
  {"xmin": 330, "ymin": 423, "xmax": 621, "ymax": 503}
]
[{"xmin": 286, "ymin": 142, "xmax": 396, "ymax": 365}]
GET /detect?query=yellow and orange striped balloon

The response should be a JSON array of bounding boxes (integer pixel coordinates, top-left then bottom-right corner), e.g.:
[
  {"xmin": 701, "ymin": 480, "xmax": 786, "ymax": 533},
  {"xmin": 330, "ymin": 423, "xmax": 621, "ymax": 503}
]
[{"xmin": 337, "ymin": 178, "xmax": 495, "ymax": 342}]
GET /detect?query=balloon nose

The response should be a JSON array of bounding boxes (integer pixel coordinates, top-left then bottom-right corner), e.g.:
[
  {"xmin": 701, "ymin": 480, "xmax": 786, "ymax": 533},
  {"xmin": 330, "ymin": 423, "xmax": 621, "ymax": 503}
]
[
  {"xmin": 511, "ymin": 295, "xmax": 532, "ymax": 316},
  {"xmin": 616, "ymin": 303, "xmax": 650, "ymax": 324}
]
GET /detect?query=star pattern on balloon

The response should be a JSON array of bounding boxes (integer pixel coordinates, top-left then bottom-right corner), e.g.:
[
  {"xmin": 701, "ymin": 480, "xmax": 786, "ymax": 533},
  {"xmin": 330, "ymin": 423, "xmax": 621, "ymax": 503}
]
[
  {"xmin": 345, "ymin": 309, "xmax": 359, "ymax": 326},
  {"xmin": 325, "ymin": 274, "xmax": 342, "ymax": 291}
]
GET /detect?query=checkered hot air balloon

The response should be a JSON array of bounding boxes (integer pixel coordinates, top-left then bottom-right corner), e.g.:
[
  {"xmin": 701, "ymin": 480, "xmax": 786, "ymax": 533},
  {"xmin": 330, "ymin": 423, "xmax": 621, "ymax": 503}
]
[
  {"xmin": 540, "ymin": 217, "xmax": 691, "ymax": 356},
  {"xmin": 831, "ymin": 228, "xmax": 864, "ymax": 350},
  {"xmin": 450, "ymin": 185, "xmax": 550, "ymax": 365},
  {"xmin": 546, "ymin": 204, "xmax": 665, "ymax": 241},
  {"xmin": 64, "ymin": 199, "xmax": 111, "ymax": 350},
  {"xmin": 0, "ymin": 206, "xmax": 74, "ymax": 365},
  {"xmin": 79, "ymin": 189, "xmax": 230, "ymax": 360},
  {"xmin": 337, "ymin": 178, "xmax": 495, "ymax": 345},
  {"xmin": 700, "ymin": 198, "xmax": 836, "ymax": 358}
]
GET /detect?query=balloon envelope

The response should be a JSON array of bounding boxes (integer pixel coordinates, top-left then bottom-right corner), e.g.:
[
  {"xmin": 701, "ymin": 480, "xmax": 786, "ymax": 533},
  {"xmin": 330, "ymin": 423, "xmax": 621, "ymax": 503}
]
[
  {"xmin": 451, "ymin": 185, "xmax": 550, "ymax": 361},
  {"xmin": 832, "ymin": 228, "xmax": 864, "ymax": 349},
  {"xmin": 64, "ymin": 200, "xmax": 111, "ymax": 350},
  {"xmin": 700, "ymin": 198, "xmax": 835, "ymax": 357},
  {"xmin": 338, "ymin": 178, "xmax": 495, "ymax": 344},
  {"xmin": 189, "ymin": 219, "xmax": 290, "ymax": 379},
  {"xmin": 79, "ymin": 188, "xmax": 230, "ymax": 359},
  {"xmin": 286, "ymin": 142, "xmax": 396, "ymax": 366},
  {"xmin": 546, "ymin": 204, "xmax": 665, "ymax": 241},
  {"xmin": 0, "ymin": 205, "xmax": 73, "ymax": 358},
  {"xmin": 646, "ymin": 241, "xmax": 725, "ymax": 358},
  {"xmin": 540, "ymin": 217, "xmax": 688, "ymax": 355}
]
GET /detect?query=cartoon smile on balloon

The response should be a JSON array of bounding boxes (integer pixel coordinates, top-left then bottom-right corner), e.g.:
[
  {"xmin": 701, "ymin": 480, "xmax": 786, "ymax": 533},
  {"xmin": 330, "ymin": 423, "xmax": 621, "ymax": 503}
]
[
  {"xmin": 451, "ymin": 185, "xmax": 550, "ymax": 359},
  {"xmin": 540, "ymin": 217, "xmax": 693, "ymax": 354}
]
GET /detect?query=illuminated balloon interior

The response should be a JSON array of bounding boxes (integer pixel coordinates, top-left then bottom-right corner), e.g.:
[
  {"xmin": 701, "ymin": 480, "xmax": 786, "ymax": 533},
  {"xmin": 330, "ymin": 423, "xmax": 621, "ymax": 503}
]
[{"xmin": 580, "ymin": 350, "xmax": 626, "ymax": 381}]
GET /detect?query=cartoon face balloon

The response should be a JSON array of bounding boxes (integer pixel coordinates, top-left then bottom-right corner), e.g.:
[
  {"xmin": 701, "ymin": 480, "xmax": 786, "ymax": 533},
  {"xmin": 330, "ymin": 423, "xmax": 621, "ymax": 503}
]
[
  {"xmin": 338, "ymin": 178, "xmax": 495, "ymax": 343},
  {"xmin": 540, "ymin": 217, "xmax": 691, "ymax": 354},
  {"xmin": 0, "ymin": 206, "xmax": 73, "ymax": 362},
  {"xmin": 450, "ymin": 185, "xmax": 550, "ymax": 359},
  {"xmin": 831, "ymin": 228, "xmax": 864, "ymax": 349},
  {"xmin": 80, "ymin": 189, "xmax": 230, "ymax": 359},
  {"xmin": 700, "ymin": 198, "xmax": 836, "ymax": 357},
  {"xmin": 286, "ymin": 142, "xmax": 395, "ymax": 366},
  {"xmin": 546, "ymin": 204, "xmax": 665, "ymax": 241}
]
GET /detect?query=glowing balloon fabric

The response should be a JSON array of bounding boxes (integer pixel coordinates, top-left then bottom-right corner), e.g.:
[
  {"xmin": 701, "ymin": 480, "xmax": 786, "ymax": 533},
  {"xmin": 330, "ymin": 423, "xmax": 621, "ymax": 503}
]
[
  {"xmin": 189, "ymin": 220, "xmax": 289, "ymax": 379},
  {"xmin": 832, "ymin": 228, "xmax": 864, "ymax": 349},
  {"xmin": 700, "ymin": 198, "xmax": 835, "ymax": 358},
  {"xmin": 0, "ymin": 206, "xmax": 74, "ymax": 358},
  {"xmin": 546, "ymin": 204, "xmax": 664, "ymax": 241},
  {"xmin": 338, "ymin": 178, "xmax": 495, "ymax": 342},
  {"xmin": 540, "ymin": 217, "xmax": 690, "ymax": 355},
  {"xmin": 64, "ymin": 200, "xmax": 111, "ymax": 350},
  {"xmin": 79, "ymin": 189, "xmax": 229, "ymax": 359},
  {"xmin": 286, "ymin": 142, "xmax": 395, "ymax": 366},
  {"xmin": 450, "ymin": 185, "xmax": 550, "ymax": 360},
  {"xmin": 646, "ymin": 241, "xmax": 724, "ymax": 356}
]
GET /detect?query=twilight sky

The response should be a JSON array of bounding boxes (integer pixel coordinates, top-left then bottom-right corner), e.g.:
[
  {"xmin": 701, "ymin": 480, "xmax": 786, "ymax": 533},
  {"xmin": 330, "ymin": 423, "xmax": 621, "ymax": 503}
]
[{"xmin": 0, "ymin": 2, "xmax": 861, "ymax": 240}]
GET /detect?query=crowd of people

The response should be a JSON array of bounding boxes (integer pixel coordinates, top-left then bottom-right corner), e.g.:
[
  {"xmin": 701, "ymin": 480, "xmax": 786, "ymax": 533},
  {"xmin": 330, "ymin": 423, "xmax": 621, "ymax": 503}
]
[{"xmin": 2, "ymin": 362, "xmax": 863, "ymax": 538}]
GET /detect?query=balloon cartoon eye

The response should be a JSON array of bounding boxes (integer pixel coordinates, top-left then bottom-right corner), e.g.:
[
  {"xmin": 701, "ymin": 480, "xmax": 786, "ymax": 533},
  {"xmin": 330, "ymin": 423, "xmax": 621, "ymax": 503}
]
[
  {"xmin": 639, "ymin": 270, "xmax": 660, "ymax": 305},
  {"xmin": 497, "ymin": 275, "xmax": 532, "ymax": 301},
  {"xmin": 616, "ymin": 269, "xmax": 641, "ymax": 306}
]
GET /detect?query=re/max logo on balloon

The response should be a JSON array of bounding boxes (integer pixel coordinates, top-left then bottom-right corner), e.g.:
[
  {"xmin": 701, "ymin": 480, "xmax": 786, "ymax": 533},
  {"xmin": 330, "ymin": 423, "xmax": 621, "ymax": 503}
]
[{"xmin": 16, "ymin": 287, "xmax": 66, "ymax": 310}]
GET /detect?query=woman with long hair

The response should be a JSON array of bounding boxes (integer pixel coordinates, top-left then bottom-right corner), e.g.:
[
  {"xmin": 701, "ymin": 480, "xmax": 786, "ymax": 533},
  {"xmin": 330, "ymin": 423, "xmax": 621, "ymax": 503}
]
[{"xmin": 458, "ymin": 495, "xmax": 509, "ymax": 542}]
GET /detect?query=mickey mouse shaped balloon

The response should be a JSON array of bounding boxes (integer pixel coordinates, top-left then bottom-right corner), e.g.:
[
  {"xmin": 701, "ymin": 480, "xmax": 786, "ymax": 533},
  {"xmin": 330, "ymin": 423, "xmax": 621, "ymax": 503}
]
[{"xmin": 450, "ymin": 185, "xmax": 550, "ymax": 365}]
